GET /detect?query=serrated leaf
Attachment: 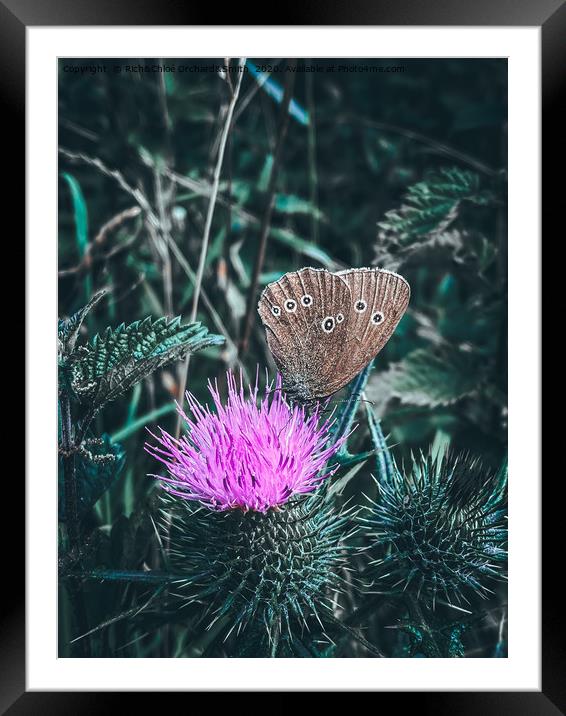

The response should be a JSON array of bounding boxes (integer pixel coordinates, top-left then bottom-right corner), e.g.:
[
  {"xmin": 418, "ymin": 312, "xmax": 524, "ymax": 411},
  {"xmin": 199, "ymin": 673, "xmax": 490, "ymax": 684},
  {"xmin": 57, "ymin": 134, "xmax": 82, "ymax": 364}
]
[
  {"xmin": 59, "ymin": 434, "xmax": 125, "ymax": 520},
  {"xmin": 58, "ymin": 289, "xmax": 107, "ymax": 359},
  {"xmin": 376, "ymin": 346, "xmax": 481, "ymax": 408},
  {"xmin": 70, "ymin": 316, "xmax": 225, "ymax": 409},
  {"xmin": 377, "ymin": 167, "xmax": 494, "ymax": 243}
]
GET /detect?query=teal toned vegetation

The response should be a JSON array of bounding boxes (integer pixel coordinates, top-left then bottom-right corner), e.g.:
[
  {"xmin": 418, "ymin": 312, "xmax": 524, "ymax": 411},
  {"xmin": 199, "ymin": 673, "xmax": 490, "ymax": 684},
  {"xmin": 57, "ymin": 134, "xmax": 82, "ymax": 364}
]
[{"xmin": 58, "ymin": 58, "xmax": 507, "ymax": 657}]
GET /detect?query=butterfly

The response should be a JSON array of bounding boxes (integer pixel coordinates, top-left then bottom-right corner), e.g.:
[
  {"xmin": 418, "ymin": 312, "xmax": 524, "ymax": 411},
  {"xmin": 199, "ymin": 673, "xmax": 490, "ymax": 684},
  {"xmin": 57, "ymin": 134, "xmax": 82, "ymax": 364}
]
[{"xmin": 257, "ymin": 267, "xmax": 410, "ymax": 405}]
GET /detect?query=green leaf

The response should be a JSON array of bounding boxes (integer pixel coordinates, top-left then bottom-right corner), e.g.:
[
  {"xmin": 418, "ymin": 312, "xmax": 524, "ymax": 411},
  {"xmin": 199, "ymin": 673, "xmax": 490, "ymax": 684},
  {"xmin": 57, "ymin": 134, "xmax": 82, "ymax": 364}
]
[
  {"xmin": 61, "ymin": 172, "xmax": 91, "ymax": 300},
  {"xmin": 377, "ymin": 346, "xmax": 482, "ymax": 408},
  {"xmin": 59, "ymin": 434, "xmax": 125, "ymax": 520},
  {"xmin": 70, "ymin": 316, "xmax": 225, "ymax": 410},
  {"xmin": 257, "ymin": 154, "xmax": 274, "ymax": 192},
  {"xmin": 430, "ymin": 429, "xmax": 452, "ymax": 465},
  {"xmin": 327, "ymin": 461, "xmax": 367, "ymax": 498},
  {"xmin": 61, "ymin": 172, "xmax": 89, "ymax": 255},
  {"xmin": 274, "ymin": 193, "xmax": 324, "ymax": 221},
  {"xmin": 111, "ymin": 402, "xmax": 177, "ymax": 443},
  {"xmin": 58, "ymin": 289, "xmax": 107, "ymax": 359},
  {"xmin": 378, "ymin": 167, "xmax": 494, "ymax": 243},
  {"xmin": 269, "ymin": 227, "xmax": 335, "ymax": 269},
  {"xmin": 335, "ymin": 450, "xmax": 375, "ymax": 469}
]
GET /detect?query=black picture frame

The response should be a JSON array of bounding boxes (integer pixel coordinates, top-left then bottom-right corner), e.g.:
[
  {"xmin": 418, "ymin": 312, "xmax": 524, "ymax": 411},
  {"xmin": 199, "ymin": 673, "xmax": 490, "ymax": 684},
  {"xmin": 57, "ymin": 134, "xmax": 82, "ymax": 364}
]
[{"xmin": 10, "ymin": 0, "xmax": 558, "ymax": 710}]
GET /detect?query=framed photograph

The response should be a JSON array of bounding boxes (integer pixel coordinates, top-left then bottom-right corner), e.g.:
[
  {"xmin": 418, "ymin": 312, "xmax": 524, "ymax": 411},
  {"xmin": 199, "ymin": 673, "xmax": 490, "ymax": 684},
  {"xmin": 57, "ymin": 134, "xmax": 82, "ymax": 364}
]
[{"xmin": 10, "ymin": 0, "xmax": 557, "ymax": 707}]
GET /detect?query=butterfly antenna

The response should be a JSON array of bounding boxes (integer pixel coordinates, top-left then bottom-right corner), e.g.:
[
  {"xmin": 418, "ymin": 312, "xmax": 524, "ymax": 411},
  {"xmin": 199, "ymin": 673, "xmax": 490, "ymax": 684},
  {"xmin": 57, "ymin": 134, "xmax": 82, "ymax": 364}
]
[
  {"xmin": 347, "ymin": 390, "xmax": 376, "ymax": 408},
  {"xmin": 324, "ymin": 395, "xmax": 375, "ymax": 410}
]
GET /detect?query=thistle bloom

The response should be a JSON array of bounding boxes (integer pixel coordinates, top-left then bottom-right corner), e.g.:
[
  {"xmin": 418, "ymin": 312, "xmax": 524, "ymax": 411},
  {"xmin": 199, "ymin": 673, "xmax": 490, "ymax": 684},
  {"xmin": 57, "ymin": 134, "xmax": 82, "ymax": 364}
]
[{"xmin": 146, "ymin": 370, "xmax": 344, "ymax": 512}]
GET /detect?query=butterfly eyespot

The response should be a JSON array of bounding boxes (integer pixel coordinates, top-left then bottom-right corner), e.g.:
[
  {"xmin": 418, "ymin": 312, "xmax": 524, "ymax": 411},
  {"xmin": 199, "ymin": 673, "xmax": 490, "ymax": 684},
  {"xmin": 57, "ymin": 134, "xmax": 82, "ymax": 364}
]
[
  {"xmin": 354, "ymin": 300, "xmax": 367, "ymax": 313},
  {"xmin": 336, "ymin": 313, "xmax": 344, "ymax": 323},
  {"xmin": 300, "ymin": 294, "xmax": 313, "ymax": 307},
  {"xmin": 321, "ymin": 316, "xmax": 335, "ymax": 333},
  {"xmin": 372, "ymin": 311, "xmax": 384, "ymax": 324},
  {"xmin": 284, "ymin": 299, "xmax": 297, "ymax": 313},
  {"xmin": 271, "ymin": 306, "xmax": 281, "ymax": 316}
]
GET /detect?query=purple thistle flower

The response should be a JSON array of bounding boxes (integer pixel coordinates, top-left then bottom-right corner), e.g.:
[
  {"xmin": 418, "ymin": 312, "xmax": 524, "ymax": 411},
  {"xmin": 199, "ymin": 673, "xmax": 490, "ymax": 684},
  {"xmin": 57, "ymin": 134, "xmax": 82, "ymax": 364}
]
[{"xmin": 146, "ymin": 370, "xmax": 345, "ymax": 513}]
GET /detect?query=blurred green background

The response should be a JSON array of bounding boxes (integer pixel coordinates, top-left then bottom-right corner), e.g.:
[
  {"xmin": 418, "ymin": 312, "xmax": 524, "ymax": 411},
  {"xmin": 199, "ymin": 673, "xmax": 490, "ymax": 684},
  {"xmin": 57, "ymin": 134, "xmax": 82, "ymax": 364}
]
[{"xmin": 58, "ymin": 58, "xmax": 507, "ymax": 656}]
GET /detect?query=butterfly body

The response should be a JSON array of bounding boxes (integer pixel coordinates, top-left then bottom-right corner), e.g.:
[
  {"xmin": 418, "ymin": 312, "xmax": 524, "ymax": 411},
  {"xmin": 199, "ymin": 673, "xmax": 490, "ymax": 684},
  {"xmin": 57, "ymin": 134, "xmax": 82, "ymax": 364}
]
[{"xmin": 258, "ymin": 267, "xmax": 410, "ymax": 404}]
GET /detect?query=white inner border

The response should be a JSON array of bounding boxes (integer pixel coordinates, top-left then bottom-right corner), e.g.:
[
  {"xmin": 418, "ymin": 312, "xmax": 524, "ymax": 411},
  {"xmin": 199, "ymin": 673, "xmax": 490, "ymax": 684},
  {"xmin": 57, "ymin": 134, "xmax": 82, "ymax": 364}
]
[{"xmin": 27, "ymin": 27, "xmax": 541, "ymax": 691}]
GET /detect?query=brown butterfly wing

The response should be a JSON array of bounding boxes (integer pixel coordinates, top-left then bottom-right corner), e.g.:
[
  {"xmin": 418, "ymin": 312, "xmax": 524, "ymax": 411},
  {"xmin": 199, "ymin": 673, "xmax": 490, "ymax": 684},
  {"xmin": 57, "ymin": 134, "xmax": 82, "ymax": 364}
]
[
  {"xmin": 333, "ymin": 267, "xmax": 410, "ymax": 385},
  {"xmin": 257, "ymin": 268, "xmax": 352, "ymax": 400}
]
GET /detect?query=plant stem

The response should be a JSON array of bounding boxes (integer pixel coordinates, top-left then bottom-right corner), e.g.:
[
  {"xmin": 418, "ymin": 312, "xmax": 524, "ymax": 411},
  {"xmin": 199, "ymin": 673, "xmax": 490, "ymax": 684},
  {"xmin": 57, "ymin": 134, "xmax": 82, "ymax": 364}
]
[
  {"xmin": 163, "ymin": 232, "xmax": 247, "ymax": 377},
  {"xmin": 175, "ymin": 57, "xmax": 246, "ymax": 438},
  {"xmin": 305, "ymin": 63, "xmax": 319, "ymax": 245},
  {"xmin": 326, "ymin": 613, "xmax": 385, "ymax": 657},
  {"xmin": 60, "ymin": 391, "xmax": 91, "ymax": 656},
  {"xmin": 154, "ymin": 168, "xmax": 174, "ymax": 317},
  {"xmin": 239, "ymin": 59, "xmax": 297, "ymax": 358},
  {"xmin": 406, "ymin": 595, "xmax": 442, "ymax": 657},
  {"xmin": 60, "ymin": 392, "xmax": 80, "ymax": 549}
]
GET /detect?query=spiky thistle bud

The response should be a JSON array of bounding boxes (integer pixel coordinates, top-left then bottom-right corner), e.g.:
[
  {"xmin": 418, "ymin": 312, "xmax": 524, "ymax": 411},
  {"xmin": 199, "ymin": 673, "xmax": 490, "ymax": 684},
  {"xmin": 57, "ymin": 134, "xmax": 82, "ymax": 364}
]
[
  {"xmin": 161, "ymin": 492, "xmax": 355, "ymax": 655},
  {"xmin": 363, "ymin": 451, "xmax": 507, "ymax": 611},
  {"xmin": 146, "ymin": 370, "xmax": 356, "ymax": 656}
]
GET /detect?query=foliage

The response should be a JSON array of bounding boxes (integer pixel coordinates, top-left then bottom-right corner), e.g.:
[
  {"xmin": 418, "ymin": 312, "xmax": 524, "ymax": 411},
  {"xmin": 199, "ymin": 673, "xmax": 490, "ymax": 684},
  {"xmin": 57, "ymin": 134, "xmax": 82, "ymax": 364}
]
[
  {"xmin": 59, "ymin": 434, "xmax": 126, "ymax": 521},
  {"xmin": 59, "ymin": 291, "xmax": 223, "ymax": 411},
  {"xmin": 377, "ymin": 167, "xmax": 494, "ymax": 241},
  {"xmin": 369, "ymin": 166, "xmax": 507, "ymax": 466},
  {"xmin": 57, "ymin": 57, "xmax": 507, "ymax": 658},
  {"xmin": 57, "ymin": 291, "xmax": 223, "ymax": 584},
  {"xmin": 376, "ymin": 345, "xmax": 482, "ymax": 408},
  {"xmin": 69, "ymin": 315, "xmax": 223, "ymax": 411}
]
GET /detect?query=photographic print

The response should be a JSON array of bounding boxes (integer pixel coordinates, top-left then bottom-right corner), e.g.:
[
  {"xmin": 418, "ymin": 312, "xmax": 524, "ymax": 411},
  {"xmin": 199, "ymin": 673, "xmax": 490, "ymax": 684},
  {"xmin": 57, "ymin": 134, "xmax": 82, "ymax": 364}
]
[{"xmin": 57, "ymin": 57, "xmax": 508, "ymax": 659}]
